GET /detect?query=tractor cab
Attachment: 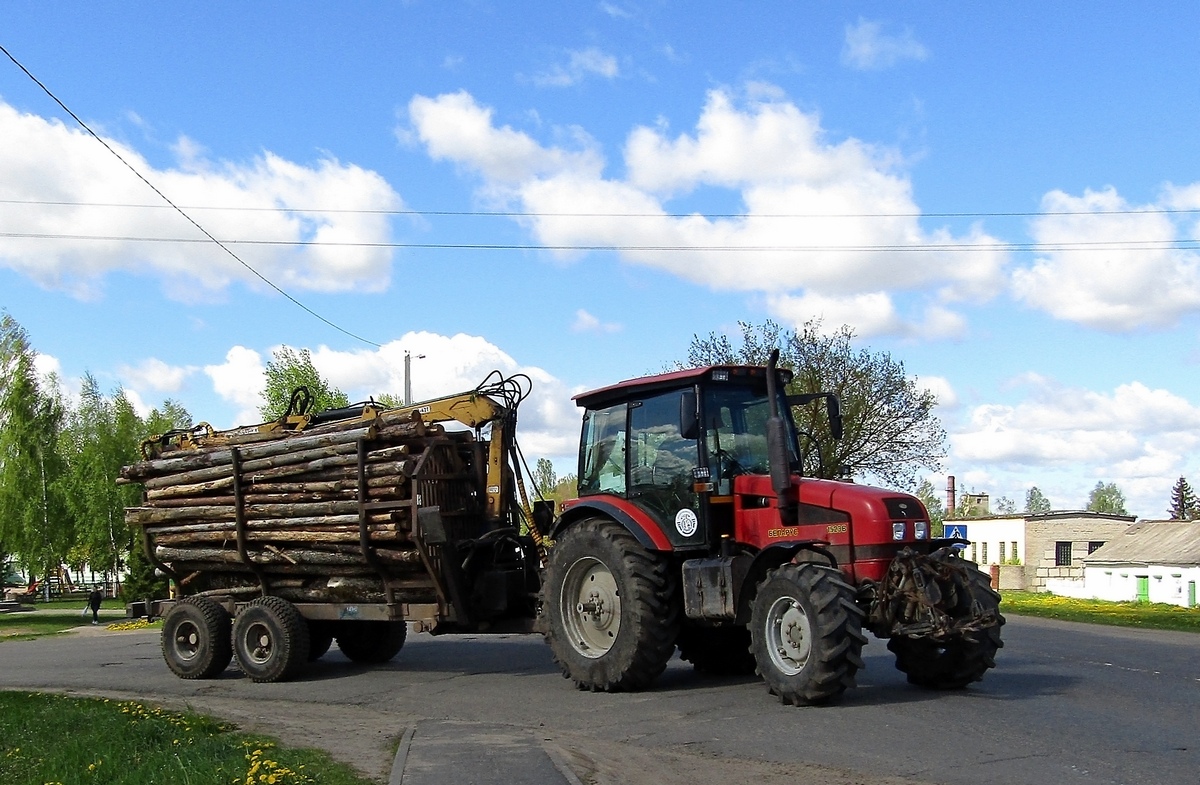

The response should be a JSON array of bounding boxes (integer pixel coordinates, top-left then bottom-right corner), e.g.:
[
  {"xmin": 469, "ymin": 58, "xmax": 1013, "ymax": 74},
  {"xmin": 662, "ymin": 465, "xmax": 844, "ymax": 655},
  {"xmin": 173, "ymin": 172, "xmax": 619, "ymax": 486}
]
[{"xmin": 571, "ymin": 364, "xmax": 807, "ymax": 550}]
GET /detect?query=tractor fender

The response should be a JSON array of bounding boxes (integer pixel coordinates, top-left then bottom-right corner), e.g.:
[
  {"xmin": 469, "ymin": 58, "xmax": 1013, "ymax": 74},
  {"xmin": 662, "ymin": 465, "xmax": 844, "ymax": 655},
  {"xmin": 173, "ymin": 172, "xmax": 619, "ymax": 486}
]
[
  {"xmin": 734, "ymin": 541, "xmax": 837, "ymax": 624},
  {"xmin": 551, "ymin": 496, "xmax": 672, "ymax": 552}
]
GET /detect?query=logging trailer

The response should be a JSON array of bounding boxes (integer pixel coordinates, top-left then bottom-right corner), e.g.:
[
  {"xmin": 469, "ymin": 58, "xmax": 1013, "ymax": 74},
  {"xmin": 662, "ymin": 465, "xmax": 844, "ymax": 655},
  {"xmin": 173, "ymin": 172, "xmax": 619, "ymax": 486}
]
[{"xmin": 123, "ymin": 354, "xmax": 1003, "ymax": 704}]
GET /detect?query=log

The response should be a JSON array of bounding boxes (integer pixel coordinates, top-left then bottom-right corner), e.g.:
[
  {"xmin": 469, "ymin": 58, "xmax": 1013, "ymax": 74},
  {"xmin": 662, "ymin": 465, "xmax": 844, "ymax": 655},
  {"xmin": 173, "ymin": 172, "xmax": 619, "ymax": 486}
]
[
  {"xmin": 152, "ymin": 529, "xmax": 406, "ymax": 545},
  {"xmin": 121, "ymin": 426, "xmax": 374, "ymax": 481},
  {"xmin": 132, "ymin": 512, "xmax": 403, "ymax": 534}
]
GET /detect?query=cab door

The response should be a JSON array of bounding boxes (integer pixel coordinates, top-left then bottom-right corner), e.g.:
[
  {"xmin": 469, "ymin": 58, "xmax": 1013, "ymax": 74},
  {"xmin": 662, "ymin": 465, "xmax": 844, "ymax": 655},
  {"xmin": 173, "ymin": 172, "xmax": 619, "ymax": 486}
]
[{"xmin": 627, "ymin": 389, "xmax": 705, "ymax": 549}]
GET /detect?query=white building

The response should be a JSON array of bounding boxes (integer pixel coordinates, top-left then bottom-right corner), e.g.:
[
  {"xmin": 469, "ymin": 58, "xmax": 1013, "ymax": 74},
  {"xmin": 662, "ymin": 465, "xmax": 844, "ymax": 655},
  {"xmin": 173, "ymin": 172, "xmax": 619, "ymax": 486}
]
[
  {"xmin": 1045, "ymin": 521, "xmax": 1200, "ymax": 608},
  {"xmin": 943, "ymin": 511, "xmax": 1137, "ymax": 592}
]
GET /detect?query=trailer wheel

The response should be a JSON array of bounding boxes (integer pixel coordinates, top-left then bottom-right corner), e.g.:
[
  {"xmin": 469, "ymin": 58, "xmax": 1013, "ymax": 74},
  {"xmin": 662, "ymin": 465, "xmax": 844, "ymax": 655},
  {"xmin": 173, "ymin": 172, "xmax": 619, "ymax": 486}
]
[
  {"xmin": 888, "ymin": 563, "xmax": 1005, "ymax": 689},
  {"xmin": 543, "ymin": 518, "xmax": 679, "ymax": 692},
  {"xmin": 161, "ymin": 597, "xmax": 232, "ymax": 680},
  {"xmin": 232, "ymin": 596, "xmax": 310, "ymax": 683},
  {"xmin": 336, "ymin": 621, "xmax": 407, "ymax": 663},
  {"xmin": 307, "ymin": 620, "xmax": 334, "ymax": 661},
  {"xmin": 749, "ymin": 563, "xmax": 866, "ymax": 705},
  {"xmin": 676, "ymin": 625, "xmax": 756, "ymax": 676}
]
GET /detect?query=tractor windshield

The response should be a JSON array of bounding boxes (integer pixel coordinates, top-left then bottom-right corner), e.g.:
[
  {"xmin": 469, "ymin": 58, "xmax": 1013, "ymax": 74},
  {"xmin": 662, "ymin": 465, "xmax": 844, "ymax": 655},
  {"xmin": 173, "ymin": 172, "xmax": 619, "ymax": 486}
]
[{"xmin": 704, "ymin": 384, "xmax": 796, "ymax": 494}]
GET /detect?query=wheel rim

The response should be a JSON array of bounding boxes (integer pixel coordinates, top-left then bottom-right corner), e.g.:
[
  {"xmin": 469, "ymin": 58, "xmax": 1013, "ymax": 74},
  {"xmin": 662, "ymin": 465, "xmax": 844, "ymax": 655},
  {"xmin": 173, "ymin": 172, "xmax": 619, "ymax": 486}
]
[
  {"xmin": 559, "ymin": 556, "xmax": 621, "ymax": 658},
  {"xmin": 173, "ymin": 620, "xmax": 201, "ymax": 662},
  {"xmin": 765, "ymin": 595, "xmax": 812, "ymax": 676},
  {"xmin": 240, "ymin": 620, "xmax": 275, "ymax": 666}
]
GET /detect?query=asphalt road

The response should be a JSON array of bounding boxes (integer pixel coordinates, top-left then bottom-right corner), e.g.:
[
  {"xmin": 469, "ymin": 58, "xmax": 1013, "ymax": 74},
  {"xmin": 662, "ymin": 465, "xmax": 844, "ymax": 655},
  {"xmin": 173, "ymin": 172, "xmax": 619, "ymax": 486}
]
[{"xmin": 1, "ymin": 614, "xmax": 1197, "ymax": 785}]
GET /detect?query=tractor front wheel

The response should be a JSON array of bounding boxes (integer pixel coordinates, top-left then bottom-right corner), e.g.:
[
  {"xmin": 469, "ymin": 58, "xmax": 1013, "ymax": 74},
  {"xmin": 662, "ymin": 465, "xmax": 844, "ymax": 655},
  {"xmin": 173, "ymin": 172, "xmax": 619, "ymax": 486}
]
[
  {"xmin": 888, "ymin": 562, "xmax": 1005, "ymax": 689},
  {"xmin": 749, "ymin": 563, "xmax": 866, "ymax": 705},
  {"xmin": 543, "ymin": 518, "xmax": 679, "ymax": 691}
]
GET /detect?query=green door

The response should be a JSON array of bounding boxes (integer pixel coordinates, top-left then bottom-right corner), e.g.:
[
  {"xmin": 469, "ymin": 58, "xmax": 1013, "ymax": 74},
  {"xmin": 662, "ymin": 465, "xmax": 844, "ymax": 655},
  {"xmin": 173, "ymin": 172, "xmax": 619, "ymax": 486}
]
[
  {"xmin": 1189, "ymin": 581, "xmax": 1196, "ymax": 608},
  {"xmin": 1135, "ymin": 576, "xmax": 1150, "ymax": 603}
]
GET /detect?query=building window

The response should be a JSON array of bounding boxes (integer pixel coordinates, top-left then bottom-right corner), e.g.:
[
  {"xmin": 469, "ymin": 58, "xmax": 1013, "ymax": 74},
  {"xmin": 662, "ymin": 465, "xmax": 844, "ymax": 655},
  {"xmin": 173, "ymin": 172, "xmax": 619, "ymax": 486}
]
[
  {"xmin": 1055, "ymin": 541, "xmax": 1073, "ymax": 566},
  {"xmin": 1088, "ymin": 541, "xmax": 1105, "ymax": 554},
  {"xmin": 970, "ymin": 543, "xmax": 977, "ymax": 562},
  {"xmin": 999, "ymin": 542, "xmax": 1006, "ymax": 563},
  {"xmin": 1012, "ymin": 541, "xmax": 1018, "ymax": 560},
  {"xmin": 981, "ymin": 542, "xmax": 988, "ymax": 564}
]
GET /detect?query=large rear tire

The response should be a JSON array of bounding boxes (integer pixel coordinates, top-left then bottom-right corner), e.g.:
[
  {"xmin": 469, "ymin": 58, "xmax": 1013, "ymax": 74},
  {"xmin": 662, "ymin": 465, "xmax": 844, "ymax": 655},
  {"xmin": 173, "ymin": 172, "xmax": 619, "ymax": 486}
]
[
  {"xmin": 232, "ymin": 596, "xmax": 310, "ymax": 683},
  {"xmin": 888, "ymin": 563, "xmax": 1005, "ymax": 689},
  {"xmin": 676, "ymin": 625, "xmax": 756, "ymax": 676},
  {"xmin": 749, "ymin": 563, "xmax": 866, "ymax": 705},
  {"xmin": 161, "ymin": 597, "xmax": 232, "ymax": 680},
  {"xmin": 336, "ymin": 620, "xmax": 407, "ymax": 663},
  {"xmin": 543, "ymin": 518, "xmax": 679, "ymax": 691}
]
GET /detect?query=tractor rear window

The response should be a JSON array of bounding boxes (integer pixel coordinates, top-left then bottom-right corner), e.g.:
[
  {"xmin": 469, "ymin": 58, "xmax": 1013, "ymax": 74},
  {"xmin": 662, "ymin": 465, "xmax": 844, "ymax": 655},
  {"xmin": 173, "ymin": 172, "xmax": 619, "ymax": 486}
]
[{"xmin": 578, "ymin": 404, "xmax": 627, "ymax": 496}]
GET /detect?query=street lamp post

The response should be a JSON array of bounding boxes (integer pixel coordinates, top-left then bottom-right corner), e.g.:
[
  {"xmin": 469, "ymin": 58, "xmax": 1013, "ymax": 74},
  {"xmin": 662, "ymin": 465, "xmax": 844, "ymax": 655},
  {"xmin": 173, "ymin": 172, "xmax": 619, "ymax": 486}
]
[{"xmin": 403, "ymin": 351, "xmax": 426, "ymax": 405}]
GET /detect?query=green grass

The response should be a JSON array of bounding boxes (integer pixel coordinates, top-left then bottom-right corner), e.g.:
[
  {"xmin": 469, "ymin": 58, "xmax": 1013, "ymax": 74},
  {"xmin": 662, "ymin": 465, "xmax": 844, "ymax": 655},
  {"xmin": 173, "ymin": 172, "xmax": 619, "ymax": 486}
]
[
  {"xmin": 0, "ymin": 691, "xmax": 377, "ymax": 785},
  {"xmin": 1001, "ymin": 591, "xmax": 1200, "ymax": 633}
]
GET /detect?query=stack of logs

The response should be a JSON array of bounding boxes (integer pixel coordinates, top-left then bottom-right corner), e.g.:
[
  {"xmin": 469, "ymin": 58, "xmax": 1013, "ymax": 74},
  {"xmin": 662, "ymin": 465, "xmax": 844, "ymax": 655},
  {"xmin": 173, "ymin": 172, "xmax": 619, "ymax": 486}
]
[{"xmin": 119, "ymin": 409, "xmax": 459, "ymax": 603}]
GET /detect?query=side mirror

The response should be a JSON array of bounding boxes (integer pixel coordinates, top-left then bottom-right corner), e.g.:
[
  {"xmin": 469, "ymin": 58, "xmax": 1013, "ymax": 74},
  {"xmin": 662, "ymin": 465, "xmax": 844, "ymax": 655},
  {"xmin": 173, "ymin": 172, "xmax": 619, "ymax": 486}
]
[
  {"xmin": 826, "ymin": 395, "xmax": 843, "ymax": 440},
  {"xmin": 680, "ymin": 388, "xmax": 699, "ymax": 440}
]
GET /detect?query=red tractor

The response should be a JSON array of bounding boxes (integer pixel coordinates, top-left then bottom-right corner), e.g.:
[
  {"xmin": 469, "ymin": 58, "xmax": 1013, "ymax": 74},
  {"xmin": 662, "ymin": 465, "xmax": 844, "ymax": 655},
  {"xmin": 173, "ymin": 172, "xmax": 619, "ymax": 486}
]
[{"xmin": 541, "ymin": 351, "xmax": 1003, "ymax": 704}]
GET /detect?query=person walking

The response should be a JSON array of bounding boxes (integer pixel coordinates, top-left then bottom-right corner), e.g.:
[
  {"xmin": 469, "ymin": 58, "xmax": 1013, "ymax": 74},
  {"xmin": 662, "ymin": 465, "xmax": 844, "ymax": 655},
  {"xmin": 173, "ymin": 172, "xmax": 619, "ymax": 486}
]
[{"xmin": 87, "ymin": 587, "xmax": 103, "ymax": 625}]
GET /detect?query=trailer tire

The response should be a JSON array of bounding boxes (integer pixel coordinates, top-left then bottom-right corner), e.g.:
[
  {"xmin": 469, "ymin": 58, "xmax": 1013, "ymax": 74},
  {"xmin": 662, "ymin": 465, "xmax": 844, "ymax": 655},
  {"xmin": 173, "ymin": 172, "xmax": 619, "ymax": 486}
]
[
  {"xmin": 887, "ymin": 563, "xmax": 1005, "ymax": 689},
  {"xmin": 676, "ymin": 625, "xmax": 756, "ymax": 676},
  {"xmin": 232, "ymin": 596, "xmax": 310, "ymax": 683},
  {"xmin": 161, "ymin": 597, "xmax": 232, "ymax": 680},
  {"xmin": 336, "ymin": 621, "xmax": 407, "ymax": 663},
  {"xmin": 307, "ymin": 620, "xmax": 334, "ymax": 661},
  {"xmin": 543, "ymin": 518, "xmax": 679, "ymax": 692},
  {"xmin": 749, "ymin": 563, "xmax": 866, "ymax": 705}
]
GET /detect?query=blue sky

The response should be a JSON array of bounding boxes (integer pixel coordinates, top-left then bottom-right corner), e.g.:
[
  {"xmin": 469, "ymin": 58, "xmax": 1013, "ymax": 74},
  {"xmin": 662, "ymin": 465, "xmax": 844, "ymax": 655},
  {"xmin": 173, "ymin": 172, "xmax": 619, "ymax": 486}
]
[{"xmin": 3, "ymin": 2, "xmax": 1200, "ymax": 517}]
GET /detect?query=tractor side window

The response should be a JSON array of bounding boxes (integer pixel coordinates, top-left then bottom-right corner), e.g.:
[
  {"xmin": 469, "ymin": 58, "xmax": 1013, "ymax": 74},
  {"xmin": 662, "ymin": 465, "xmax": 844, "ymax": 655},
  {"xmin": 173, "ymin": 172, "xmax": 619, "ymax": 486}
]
[{"xmin": 578, "ymin": 404, "xmax": 627, "ymax": 496}]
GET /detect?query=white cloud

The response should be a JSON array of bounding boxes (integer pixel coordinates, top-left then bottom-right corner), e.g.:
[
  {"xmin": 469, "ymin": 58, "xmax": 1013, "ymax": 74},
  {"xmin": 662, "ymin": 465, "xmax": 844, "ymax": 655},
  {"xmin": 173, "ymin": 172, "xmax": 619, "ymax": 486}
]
[
  {"xmin": 571, "ymin": 309, "xmax": 621, "ymax": 333},
  {"xmin": 118, "ymin": 358, "xmax": 194, "ymax": 393},
  {"xmin": 766, "ymin": 291, "xmax": 967, "ymax": 340},
  {"xmin": 1012, "ymin": 187, "xmax": 1200, "ymax": 330},
  {"xmin": 0, "ymin": 100, "xmax": 403, "ymax": 298},
  {"xmin": 917, "ymin": 375, "xmax": 958, "ymax": 410},
  {"xmin": 404, "ymin": 88, "xmax": 1008, "ymax": 340},
  {"xmin": 533, "ymin": 47, "xmax": 621, "ymax": 87},
  {"xmin": 204, "ymin": 346, "xmax": 266, "ymax": 426},
  {"xmin": 841, "ymin": 19, "xmax": 929, "ymax": 71},
  {"xmin": 947, "ymin": 376, "xmax": 1200, "ymax": 516}
]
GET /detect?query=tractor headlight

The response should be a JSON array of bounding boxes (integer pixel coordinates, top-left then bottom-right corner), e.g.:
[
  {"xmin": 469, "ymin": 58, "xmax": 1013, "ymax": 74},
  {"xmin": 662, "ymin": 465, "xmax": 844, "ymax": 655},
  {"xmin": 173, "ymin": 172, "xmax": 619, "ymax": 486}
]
[
  {"xmin": 892, "ymin": 522, "xmax": 906, "ymax": 540},
  {"xmin": 914, "ymin": 521, "xmax": 928, "ymax": 540}
]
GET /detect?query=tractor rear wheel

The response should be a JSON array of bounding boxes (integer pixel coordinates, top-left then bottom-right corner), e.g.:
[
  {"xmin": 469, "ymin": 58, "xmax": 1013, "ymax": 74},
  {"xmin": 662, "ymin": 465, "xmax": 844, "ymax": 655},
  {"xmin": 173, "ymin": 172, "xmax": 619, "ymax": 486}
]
[
  {"xmin": 336, "ymin": 620, "xmax": 407, "ymax": 663},
  {"xmin": 543, "ymin": 518, "xmax": 679, "ymax": 691},
  {"xmin": 232, "ymin": 596, "xmax": 310, "ymax": 683},
  {"xmin": 676, "ymin": 625, "xmax": 756, "ymax": 676},
  {"xmin": 161, "ymin": 596, "xmax": 232, "ymax": 680},
  {"xmin": 749, "ymin": 563, "xmax": 866, "ymax": 705},
  {"xmin": 888, "ymin": 562, "xmax": 1005, "ymax": 689}
]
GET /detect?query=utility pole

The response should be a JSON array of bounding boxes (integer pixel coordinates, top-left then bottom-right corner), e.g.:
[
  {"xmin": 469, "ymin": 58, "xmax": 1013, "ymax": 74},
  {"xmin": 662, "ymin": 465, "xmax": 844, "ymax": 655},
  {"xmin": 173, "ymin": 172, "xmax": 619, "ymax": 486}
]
[{"xmin": 403, "ymin": 350, "xmax": 426, "ymax": 405}]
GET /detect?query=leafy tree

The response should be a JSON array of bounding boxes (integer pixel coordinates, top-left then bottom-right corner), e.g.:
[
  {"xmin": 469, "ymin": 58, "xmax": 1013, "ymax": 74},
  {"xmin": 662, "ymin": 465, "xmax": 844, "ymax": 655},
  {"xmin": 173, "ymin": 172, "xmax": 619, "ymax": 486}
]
[
  {"xmin": 0, "ymin": 315, "xmax": 73, "ymax": 590},
  {"xmin": 259, "ymin": 346, "xmax": 349, "ymax": 421},
  {"xmin": 60, "ymin": 377, "xmax": 146, "ymax": 586},
  {"xmin": 1025, "ymin": 486, "xmax": 1052, "ymax": 514},
  {"xmin": 683, "ymin": 320, "xmax": 945, "ymax": 488},
  {"xmin": 1168, "ymin": 476, "xmax": 1197, "ymax": 521},
  {"xmin": 1086, "ymin": 481, "xmax": 1128, "ymax": 515},
  {"xmin": 994, "ymin": 496, "xmax": 1017, "ymax": 515},
  {"xmin": 915, "ymin": 478, "xmax": 946, "ymax": 537},
  {"xmin": 532, "ymin": 458, "xmax": 557, "ymax": 498}
]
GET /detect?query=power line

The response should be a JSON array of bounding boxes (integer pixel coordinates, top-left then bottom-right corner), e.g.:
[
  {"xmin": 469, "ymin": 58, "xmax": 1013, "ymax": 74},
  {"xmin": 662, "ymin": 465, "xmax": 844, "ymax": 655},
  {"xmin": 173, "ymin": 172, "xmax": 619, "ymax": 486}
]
[
  {"xmin": 1, "ymin": 196, "xmax": 1198, "ymax": 220},
  {"xmin": 0, "ymin": 43, "xmax": 381, "ymax": 349},
  {"xmin": 2, "ymin": 230, "xmax": 1197, "ymax": 254}
]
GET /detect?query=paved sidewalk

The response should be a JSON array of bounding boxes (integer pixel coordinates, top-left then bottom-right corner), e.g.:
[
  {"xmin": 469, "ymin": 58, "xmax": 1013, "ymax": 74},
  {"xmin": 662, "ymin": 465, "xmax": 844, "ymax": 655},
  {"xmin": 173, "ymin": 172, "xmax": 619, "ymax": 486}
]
[{"xmin": 390, "ymin": 720, "xmax": 581, "ymax": 785}]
